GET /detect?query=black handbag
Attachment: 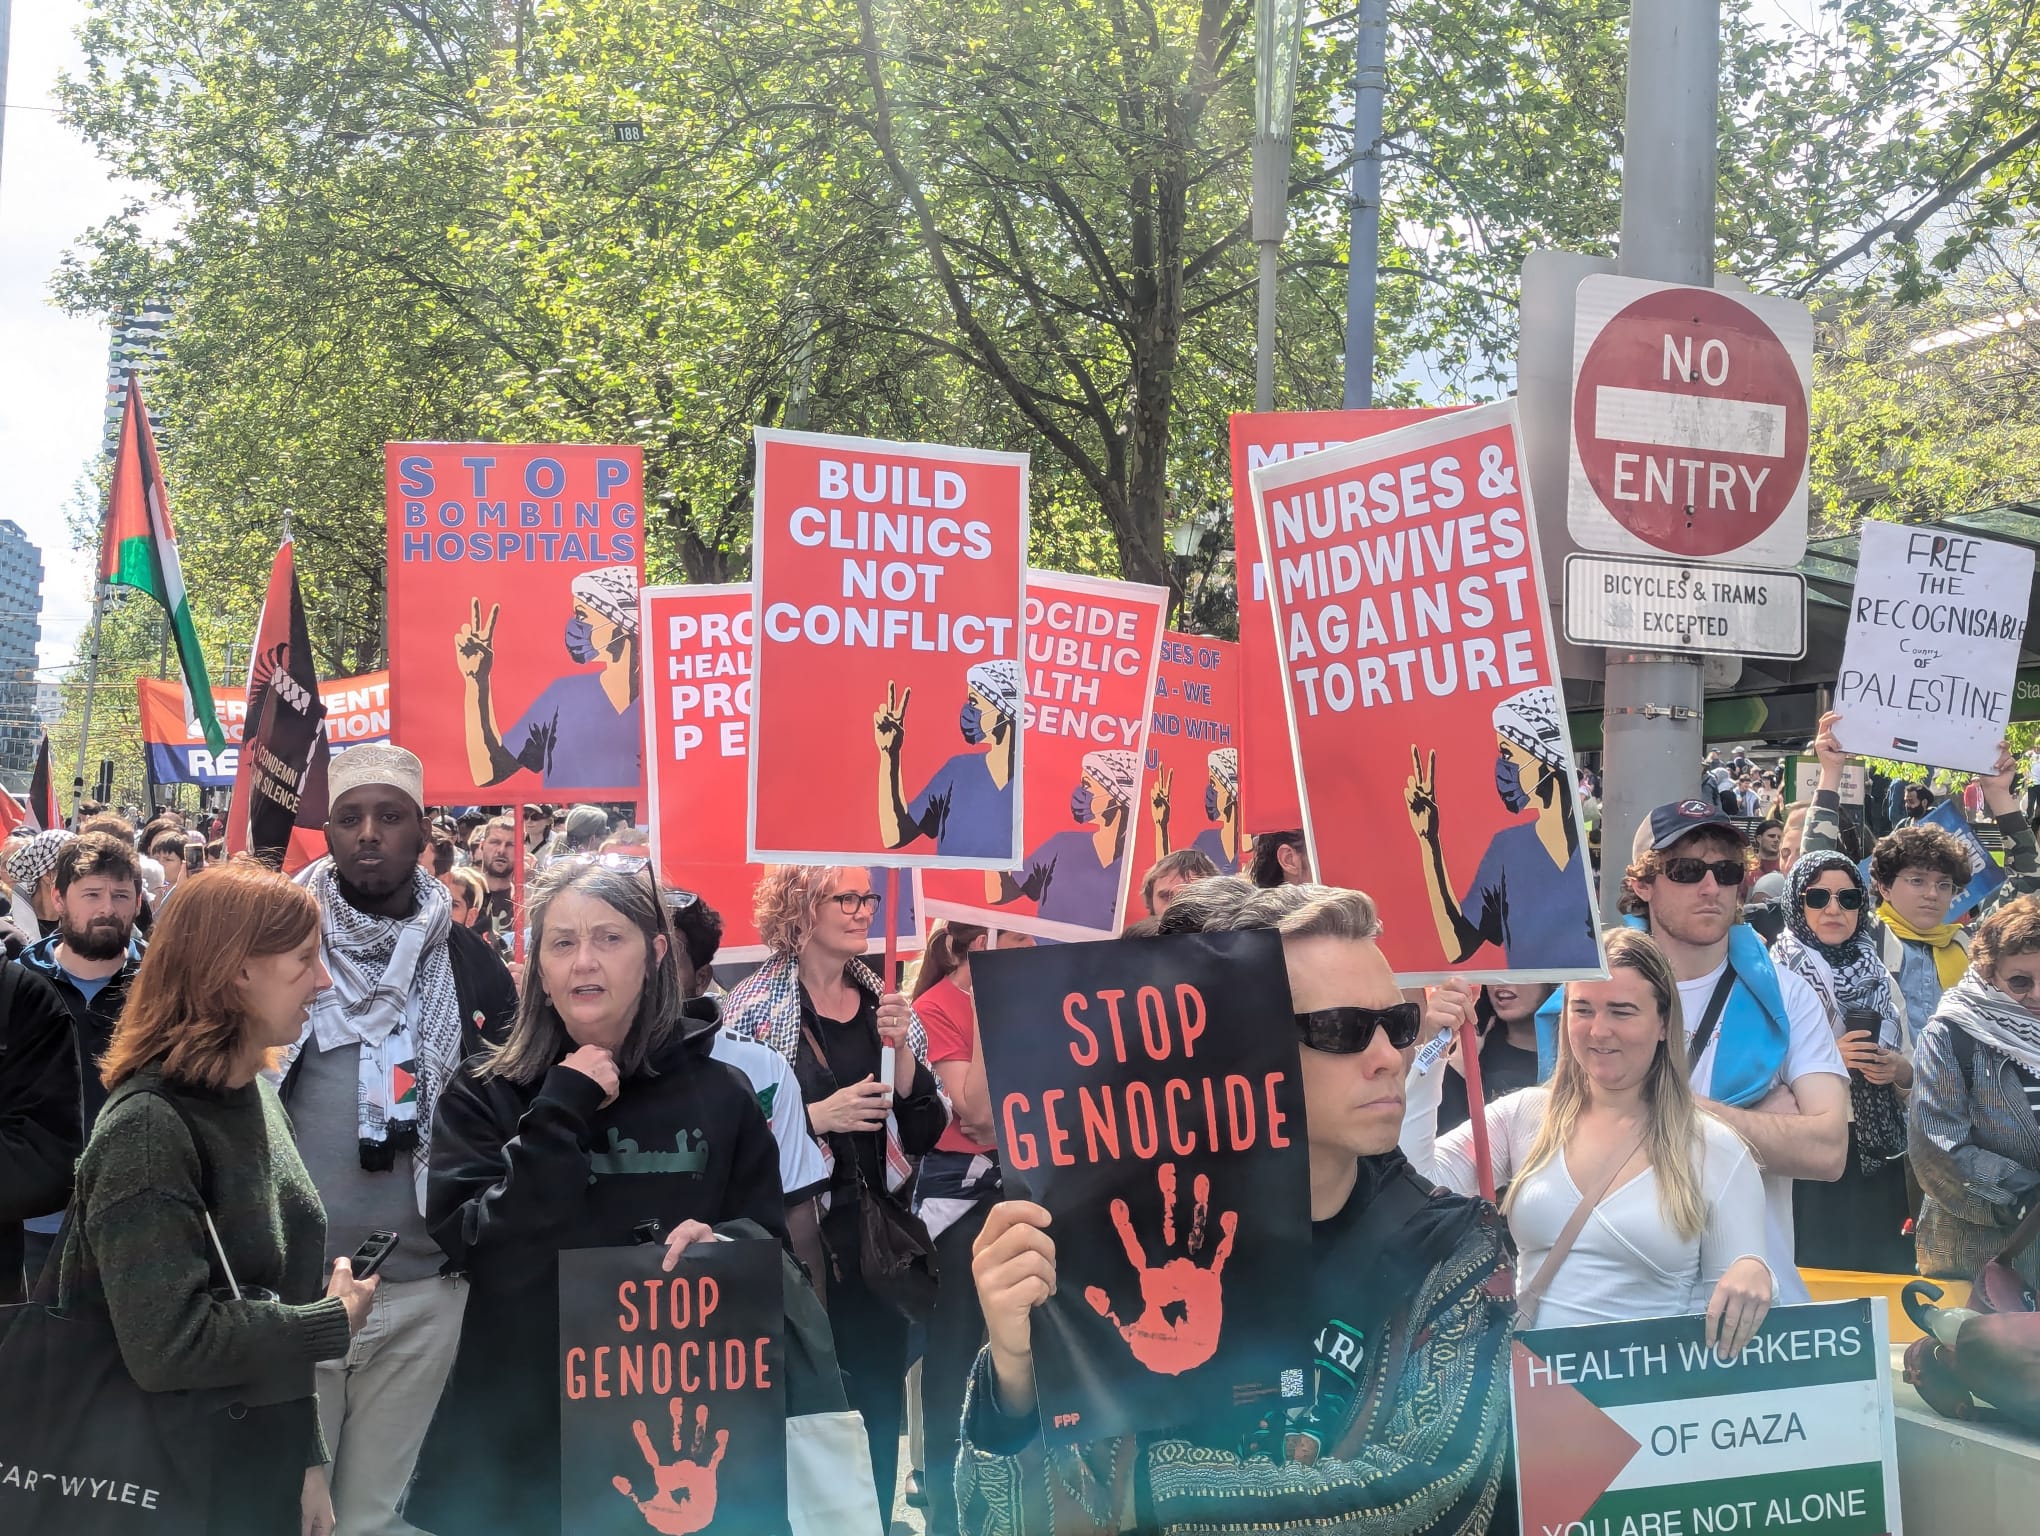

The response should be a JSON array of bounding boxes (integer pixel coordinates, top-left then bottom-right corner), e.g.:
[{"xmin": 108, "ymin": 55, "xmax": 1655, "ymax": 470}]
[
  {"xmin": 799, "ymin": 1021, "xmax": 940, "ymax": 1322},
  {"xmin": 1850, "ymin": 1075, "xmax": 1909, "ymax": 1168},
  {"xmin": 0, "ymin": 1087, "xmax": 237, "ymax": 1536}
]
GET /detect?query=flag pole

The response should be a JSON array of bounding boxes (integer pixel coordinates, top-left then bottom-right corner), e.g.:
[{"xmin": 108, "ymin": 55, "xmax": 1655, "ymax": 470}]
[{"xmin": 72, "ymin": 579, "xmax": 108, "ymax": 822}]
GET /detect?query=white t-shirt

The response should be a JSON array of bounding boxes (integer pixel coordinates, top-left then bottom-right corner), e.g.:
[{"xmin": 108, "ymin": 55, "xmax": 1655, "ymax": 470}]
[
  {"xmin": 1434, "ymin": 1087, "xmax": 1772, "ymax": 1329},
  {"xmin": 710, "ymin": 1030, "xmax": 829, "ymax": 1202},
  {"xmin": 1677, "ymin": 960, "xmax": 1846, "ymax": 1304}
]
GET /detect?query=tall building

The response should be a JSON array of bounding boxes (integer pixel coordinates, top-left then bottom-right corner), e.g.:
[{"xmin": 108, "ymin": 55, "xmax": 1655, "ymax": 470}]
[
  {"xmin": 0, "ymin": 520, "xmax": 44, "ymax": 791},
  {"xmin": 104, "ymin": 302, "xmax": 174, "ymax": 454}
]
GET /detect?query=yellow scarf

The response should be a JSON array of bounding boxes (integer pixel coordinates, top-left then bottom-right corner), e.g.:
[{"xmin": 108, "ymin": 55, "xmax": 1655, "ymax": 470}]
[{"xmin": 1878, "ymin": 901, "xmax": 1968, "ymax": 989}]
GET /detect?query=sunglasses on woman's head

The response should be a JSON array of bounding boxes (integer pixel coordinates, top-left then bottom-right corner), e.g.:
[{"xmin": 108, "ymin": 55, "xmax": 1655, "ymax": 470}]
[
  {"xmin": 1660, "ymin": 857, "xmax": 1746, "ymax": 886},
  {"xmin": 1294, "ymin": 1002, "xmax": 1423, "ymax": 1055},
  {"xmin": 1801, "ymin": 887, "xmax": 1863, "ymax": 911}
]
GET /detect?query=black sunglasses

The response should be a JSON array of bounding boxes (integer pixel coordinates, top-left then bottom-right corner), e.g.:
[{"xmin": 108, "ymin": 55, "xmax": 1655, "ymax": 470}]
[
  {"xmin": 1294, "ymin": 1002, "xmax": 1423, "ymax": 1055},
  {"xmin": 1801, "ymin": 887, "xmax": 1864, "ymax": 911},
  {"xmin": 1660, "ymin": 857, "xmax": 1746, "ymax": 887}
]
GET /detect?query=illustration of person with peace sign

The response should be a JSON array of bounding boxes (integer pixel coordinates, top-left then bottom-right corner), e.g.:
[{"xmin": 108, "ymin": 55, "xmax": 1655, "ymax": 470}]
[
  {"xmin": 1405, "ymin": 686, "xmax": 1598, "ymax": 970},
  {"xmin": 455, "ymin": 564, "xmax": 642, "ymax": 790},
  {"xmin": 988, "ymin": 749, "xmax": 1139, "ymax": 932},
  {"xmin": 1153, "ymin": 749, "xmax": 1243, "ymax": 875},
  {"xmin": 876, "ymin": 659, "xmax": 1020, "ymax": 859}
]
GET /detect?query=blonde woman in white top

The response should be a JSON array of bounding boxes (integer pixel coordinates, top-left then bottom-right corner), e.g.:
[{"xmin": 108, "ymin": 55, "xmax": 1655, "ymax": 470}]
[{"xmin": 1433, "ymin": 927, "xmax": 1776, "ymax": 1357}]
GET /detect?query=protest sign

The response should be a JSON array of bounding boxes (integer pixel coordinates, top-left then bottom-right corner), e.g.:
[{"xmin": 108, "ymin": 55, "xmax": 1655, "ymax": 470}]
[
  {"xmin": 1229, "ymin": 409, "xmax": 1455, "ymax": 835},
  {"xmin": 1249, "ymin": 400, "xmax": 1603, "ymax": 983},
  {"xmin": 1512, "ymin": 1299, "xmax": 1900, "ymax": 1536},
  {"xmin": 641, "ymin": 584, "xmax": 921, "ymax": 962},
  {"xmin": 1835, "ymin": 520, "xmax": 2034, "ymax": 774},
  {"xmin": 922, "ymin": 571, "xmax": 1168, "ymax": 942},
  {"xmin": 559, "ymin": 1238, "xmax": 786, "ymax": 1536},
  {"xmin": 1788, "ymin": 755, "xmax": 1863, "ymax": 807},
  {"xmin": 748, "ymin": 429, "xmax": 1029, "ymax": 868},
  {"xmin": 973, "ymin": 931, "xmax": 1311, "ymax": 1441},
  {"xmin": 386, "ymin": 444, "xmax": 646, "ymax": 802},
  {"xmin": 1127, "ymin": 636, "xmax": 1242, "ymax": 911},
  {"xmin": 1855, "ymin": 798, "xmax": 2006, "ymax": 925},
  {"xmin": 138, "ymin": 673, "xmax": 391, "ymax": 787}
]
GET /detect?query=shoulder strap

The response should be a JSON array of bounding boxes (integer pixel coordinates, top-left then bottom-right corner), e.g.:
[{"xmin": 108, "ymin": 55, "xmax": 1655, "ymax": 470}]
[
  {"xmin": 1517, "ymin": 1130, "xmax": 1648, "ymax": 1326},
  {"xmin": 798, "ymin": 1020, "xmax": 831, "ymax": 1075},
  {"xmin": 1687, "ymin": 967, "xmax": 1738, "ymax": 1079},
  {"xmin": 119, "ymin": 1084, "xmax": 240, "ymax": 1299}
]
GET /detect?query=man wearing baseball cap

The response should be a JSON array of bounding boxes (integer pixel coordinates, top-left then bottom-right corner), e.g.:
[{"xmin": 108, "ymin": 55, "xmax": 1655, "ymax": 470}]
[
  {"xmin": 1538, "ymin": 796, "xmax": 1848, "ymax": 1305},
  {"xmin": 280, "ymin": 743, "xmax": 518, "ymax": 1536}
]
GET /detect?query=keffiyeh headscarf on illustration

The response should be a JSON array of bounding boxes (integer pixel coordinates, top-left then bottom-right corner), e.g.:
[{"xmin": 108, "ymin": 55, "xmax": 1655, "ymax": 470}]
[
  {"xmin": 1208, "ymin": 748, "xmax": 1240, "ymax": 796},
  {"xmin": 570, "ymin": 564, "xmax": 641, "ymax": 634},
  {"xmin": 1083, "ymin": 750, "xmax": 1140, "ymax": 807},
  {"xmin": 966, "ymin": 660, "xmax": 1022, "ymax": 722},
  {"xmin": 1492, "ymin": 686, "xmax": 1571, "ymax": 772}
]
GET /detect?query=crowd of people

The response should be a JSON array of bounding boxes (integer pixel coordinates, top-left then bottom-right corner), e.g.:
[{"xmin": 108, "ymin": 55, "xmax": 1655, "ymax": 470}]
[{"xmin": 3, "ymin": 718, "xmax": 2039, "ymax": 1536}]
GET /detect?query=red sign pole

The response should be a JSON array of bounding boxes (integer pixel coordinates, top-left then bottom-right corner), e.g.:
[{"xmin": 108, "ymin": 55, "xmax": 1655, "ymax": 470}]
[{"xmin": 880, "ymin": 866, "xmax": 901, "ymax": 1087}]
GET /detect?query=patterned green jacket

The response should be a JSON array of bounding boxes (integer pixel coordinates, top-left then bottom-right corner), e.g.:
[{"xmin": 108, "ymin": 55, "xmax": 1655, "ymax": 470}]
[{"xmin": 954, "ymin": 1201, "xmax": 1515, "ymax": 1536}]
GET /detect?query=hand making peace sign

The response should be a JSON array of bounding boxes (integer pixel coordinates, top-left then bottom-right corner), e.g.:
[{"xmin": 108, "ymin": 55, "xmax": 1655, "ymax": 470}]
[
  {"xmin": 1405, "ymin": 745, "xmax": 1440, "ymax": 842},
  {"xmin": 874, "ymin": 679, "xmax": 912, "ymax": 754},
  {"xmin": 455, "ymin": 597, "xmax": 499, "ymax": 684}
]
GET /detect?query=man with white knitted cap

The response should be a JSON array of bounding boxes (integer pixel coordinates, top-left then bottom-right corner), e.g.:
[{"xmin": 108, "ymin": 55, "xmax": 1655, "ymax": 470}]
[
  {"xmin": 987, "ymin": 748, "xmax": 1139, "ymax": 933},
  {"xmin": 1403, "ymin": 684, "xmax": 1598, "ymax": 969},
  {"xmin": 282, "ymin": 742, "xmax": 517, "ymax": 1536},
  {"xmin": 454, "ymin": 563, "xmax": 641, "ymax": 791},
  {"xmin": 876, "ymin": 657, "xmax": 1020, "ymax": 860}
]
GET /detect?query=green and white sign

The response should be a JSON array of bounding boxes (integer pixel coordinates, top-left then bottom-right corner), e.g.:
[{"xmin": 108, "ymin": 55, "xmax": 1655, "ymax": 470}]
[{"xmin": 1511, "ymin": 1299, "xmax": 1900, "ymax": 1536}]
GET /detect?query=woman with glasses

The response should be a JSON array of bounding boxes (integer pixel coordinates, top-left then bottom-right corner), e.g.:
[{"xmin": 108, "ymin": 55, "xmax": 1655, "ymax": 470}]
[
  {"xmin": 1431, "ymin": 927, "xmax": 1774, "ymax": 1354},
  {"xmin": 407, "ymin": 859, "xmax": 784, "ymax": 1536},
  {"xmin": 1910, "ymin": 895, "xmax": 2040, "ymax": 1295},
  {"xmin": 723, "ymin": 865, "xmax": 948, "ymax": 1521},
  {"xmin": 1770, "ymin": 851, "xmax": 1917, "ymax": 1272}
]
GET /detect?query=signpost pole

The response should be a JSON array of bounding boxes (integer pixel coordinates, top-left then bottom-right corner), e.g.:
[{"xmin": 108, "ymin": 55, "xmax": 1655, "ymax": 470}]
[{"xmin": 1597, "ymin": 0, "xmax": 1720, "ymax": 919}]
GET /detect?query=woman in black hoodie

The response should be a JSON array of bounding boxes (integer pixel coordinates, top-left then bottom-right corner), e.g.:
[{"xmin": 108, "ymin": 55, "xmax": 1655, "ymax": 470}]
[{"xmin": 406, "ymin": 859, "xmax": 785, "ymax": 1536}]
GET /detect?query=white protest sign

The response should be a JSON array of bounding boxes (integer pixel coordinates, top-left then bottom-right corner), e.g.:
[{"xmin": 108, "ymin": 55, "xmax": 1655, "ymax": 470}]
[
  {"xmin": 1835, "ymin": 521, "xmax": 2033, "ymax": 774},
  {"xmin": 1512, "ymin": 1300, "xmax": 1900, "ymax": 1536}
]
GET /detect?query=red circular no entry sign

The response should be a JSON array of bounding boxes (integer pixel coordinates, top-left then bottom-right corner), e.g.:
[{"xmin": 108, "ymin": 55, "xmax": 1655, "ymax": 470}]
[{"xmin": 1572, "ymin": 286, "xmax": 1808, "ymax": 559}]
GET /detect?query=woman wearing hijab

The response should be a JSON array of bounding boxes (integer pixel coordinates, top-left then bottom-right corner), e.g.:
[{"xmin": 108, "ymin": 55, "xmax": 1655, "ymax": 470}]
[
  {"xmin": 1911, "ymin": 895, "xmax": 2040, "ymax": 1293},
  {"xmin": 1771, "ymin": 851, "xmax": 1916, "ymax": 1273}
]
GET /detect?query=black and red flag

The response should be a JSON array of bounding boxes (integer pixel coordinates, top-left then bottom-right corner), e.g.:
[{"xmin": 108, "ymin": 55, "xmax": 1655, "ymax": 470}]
[
  {"xmin": 25, "ymin": 731, "xmax": 56, "ymax": 832},
  {"xmin": 226, "ymin": 537, "xmax": 330, "ymax": 872}
]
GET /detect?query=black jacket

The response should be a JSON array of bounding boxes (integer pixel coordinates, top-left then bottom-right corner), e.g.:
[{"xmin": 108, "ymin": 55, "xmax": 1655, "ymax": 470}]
[
  {"xmin": 445, "ymin": 921, "xmax": 521, "ymax": 1049},
  {"xmin": 407, "ymin": 998, "xmax": 786, "ymax": 1536},
  {"xmin": 19, "ymin": 933, "xmax": 143, "ymax": 1132},
  {"xmin": 0, "ymin": 963, "xmax": 85, "ymax": 1302}
]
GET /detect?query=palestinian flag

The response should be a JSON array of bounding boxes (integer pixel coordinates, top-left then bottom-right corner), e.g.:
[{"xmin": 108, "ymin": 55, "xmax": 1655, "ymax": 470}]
[
  {"xmin": 101, "ymin": 374, "xmax": 226, "ymax": 752},
  {"xmin": 0, "ymin": 785, "xmax": 25, "ymax": 841}
]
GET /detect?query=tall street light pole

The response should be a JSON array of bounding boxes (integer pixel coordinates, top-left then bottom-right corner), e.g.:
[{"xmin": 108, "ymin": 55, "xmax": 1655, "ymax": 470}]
[
  {"xmin": 1342, "ymin": 0, "xmax": 1388, "ymax": 408},
  {"xmin": 1253, "ymin": 0, "xmax": 1305, "ymax": 412}
]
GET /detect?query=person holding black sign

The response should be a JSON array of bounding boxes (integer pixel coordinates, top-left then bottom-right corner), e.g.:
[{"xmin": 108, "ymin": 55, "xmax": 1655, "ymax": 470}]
[
  {"xmin": 958, "ymin": 882, "xmax": 1513, "ymax": 1536},
  {"xmin": 406, "ymin": 860, "xmax": 785, "ymax": 1536},
  {"xmin": 724, "ymin": 864, "xmax": 949, "ymax": 1521}
]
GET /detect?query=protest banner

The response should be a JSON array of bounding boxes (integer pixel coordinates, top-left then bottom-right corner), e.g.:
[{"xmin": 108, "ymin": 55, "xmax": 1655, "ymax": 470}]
[
  {"xmin": 1854, "ymin": 798, "xmax": 2006, "ymax": 924},
  {"xmin": 1229, "ymin": 409, "xmax": 1455, "ymax": 835},
  {"xmin": 559, "ymin": 1239, "xmax": 786, "ymax": 1535},
  {"xmin": 1835, "ymin": 520, "xmax": 2034, "ymax": 774},
  {"xmin": 138, "ymin": 672, "xmax": 391, "ymax": 787},
  {"xmin": 748, "ymin": 429, "xmax": 1029, "ymax": 868},
  {"xmin": 641, "ymin": 584, "xmax": 922, "ymax": 962},
  {"xmin": 922, "ymin": 571, "xmax": 1168, "ymax": 942},
  {"xmin": 1787, "ymin": 755, "xmax": 1863, "ymax": 807},
  {"xmin": 226, "ymin": 537, "xmax": 331, "ymax": 871},
  {"xmin": 973, "ymin": 931, "xmax": 1311, "ymax": 1441},
  {"xmin": 1127, "ymin": 635, "xmax": 1242, "ymax": 911},
  {"xmin": 1249, "ymin": 400, "xmax": 1603, "ymax": 983},
  {"xmin": 386, "ymin": 444, "xmax": 646, "ymax": 802},
  {"xmin": 1512, "ymin": 1299, "xmax": 1901, "ymax": 1536}
]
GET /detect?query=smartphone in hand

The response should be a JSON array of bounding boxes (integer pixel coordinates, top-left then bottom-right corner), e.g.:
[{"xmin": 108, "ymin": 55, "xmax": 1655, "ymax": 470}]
[{"xmin": 348, "ymin": 1230, "xmax": 402, "ymax": 1281}]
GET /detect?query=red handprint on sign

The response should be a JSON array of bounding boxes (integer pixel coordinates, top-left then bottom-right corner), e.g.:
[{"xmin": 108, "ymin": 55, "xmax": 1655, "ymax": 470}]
[
  {"xmin": 611, "ymin": 1397, "xmax": 729, "ymax": 1535},
  {"xmin": 1084, "ymin": 1162, "xmax": 1238, "ymax": 1375}
]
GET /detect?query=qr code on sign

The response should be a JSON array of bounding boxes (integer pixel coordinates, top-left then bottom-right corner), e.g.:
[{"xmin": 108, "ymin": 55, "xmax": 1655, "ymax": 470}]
[{"xmin": 1280, "ymin": 1368, "xmax": 1305, "ymax": 1399}]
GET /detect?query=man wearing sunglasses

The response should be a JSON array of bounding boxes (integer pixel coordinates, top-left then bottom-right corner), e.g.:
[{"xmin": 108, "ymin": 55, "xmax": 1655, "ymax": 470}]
[
  {"xmin": 961, "ymin": 882, "xmax": 1513, "ymax": 1536},
  {"xmin": 1541, "ymin": 798, "xmax": 1847, "ymax": 1307}
]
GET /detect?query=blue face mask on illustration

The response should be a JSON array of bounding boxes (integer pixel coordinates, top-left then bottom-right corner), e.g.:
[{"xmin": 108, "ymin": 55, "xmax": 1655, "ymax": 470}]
[
  {"xmin": 1070, "ymin": 782, "xmax": 1096, "ymax": 824},
  {"xmin": 1495, "ymin": 754, "xmax": 1534, "ymax": 813},
  {"xmin": 564, "ymin": 615, "xmax": 599, "ymax": 664},
  {"xmin": 959, "ymin": 697, "xmax": 985, "ymax": 745},
  {"xmin": 1205, "ymin": 782, "xmax": 1222, "ymax": 822}
]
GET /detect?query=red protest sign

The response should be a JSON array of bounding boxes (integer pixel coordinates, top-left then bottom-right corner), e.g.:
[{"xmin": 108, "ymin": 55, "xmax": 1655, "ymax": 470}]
[
  {"xmin": 1229, "ymin": 410, "xmax": 1456, "ymax": 836},
  {"xmin": 641, "ymin": 584, "xmax": 924, "ymax": 962},
  {"xmin": 748, "ymin": 430, "xmax": 1029, "ymax": 868},
  {"xmin": 386, "ymin": 444, "xmax": 645, "ymax": 802},
  {"xmin": 923, "ymin": 571, "xmax": 1167, "ymax": 942},
  {"xmin": 1126, "ymin": 636, "xmax": 1241, "ymax": 918},
  {"xmin": 1249, "ymin": 401, "xmax": 1602, "ymax": 983}
]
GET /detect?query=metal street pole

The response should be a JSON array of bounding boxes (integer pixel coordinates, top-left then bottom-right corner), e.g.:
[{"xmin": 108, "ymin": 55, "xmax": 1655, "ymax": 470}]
[
  {"xmin": 1253, "ymin": 0, "xmax": 1305, "ymax": 413},
  {"xmin": 1597, "ymin": 0, "xmax": 1721, "ymax": 919},
  {"xmin": 0, "ymin": 0, "xmax": 13, "ymax": 215},
  {"xmin": 1342, "ymin": 0, "xmax": 1388, "ymax": 408}
]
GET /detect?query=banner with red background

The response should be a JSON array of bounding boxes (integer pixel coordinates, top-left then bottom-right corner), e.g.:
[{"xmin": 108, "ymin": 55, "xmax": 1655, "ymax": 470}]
[
  {"xmin": 1126, "ymin": 635, "xmax": 1242, "ymax": 914},
  {"xmin": 748, "ymin": 429, "xmax": 1028, "ymax": 868},
  {"xmin": 1248, "ymin": 401, "xmax": 1603, "ymax": 983},
  {"xmin": 386, "ymin": 444, "xmax": 645, "ymax": 803},
  {"xmin": 139, "ymin": 672, "xmax": 391, "ymax": 787},
  {"xmin": 923, "ymin": 571, "xmax": 1167, "ymax": 943}
]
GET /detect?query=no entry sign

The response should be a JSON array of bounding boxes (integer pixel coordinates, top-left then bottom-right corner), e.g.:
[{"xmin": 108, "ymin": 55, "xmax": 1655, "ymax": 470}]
[{"xmin": 1567, "ymin": 277, "xmax": 1811, "ymax": 569}]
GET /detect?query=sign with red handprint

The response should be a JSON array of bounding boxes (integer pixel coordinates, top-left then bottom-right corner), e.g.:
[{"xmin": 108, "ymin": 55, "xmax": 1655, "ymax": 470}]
[
  {"xmin": 973, "ymin": 930, "xmax": 1313, "ymax": 1440},
  {"xmin": 559, "ymin": 1239, "xmax": 786, "ymax": 1535}
]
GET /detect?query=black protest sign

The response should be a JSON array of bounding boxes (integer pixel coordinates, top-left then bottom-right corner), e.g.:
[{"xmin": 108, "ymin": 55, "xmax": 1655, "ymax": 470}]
[
  {"xmin": 973, "ymin": 930, "xmax": 1311, "ymax": 1441},
  {"xmin": 559, "ymin": 1239, "xmax": 787, "ymax": 1536}
]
